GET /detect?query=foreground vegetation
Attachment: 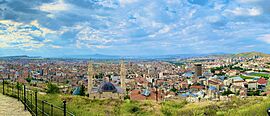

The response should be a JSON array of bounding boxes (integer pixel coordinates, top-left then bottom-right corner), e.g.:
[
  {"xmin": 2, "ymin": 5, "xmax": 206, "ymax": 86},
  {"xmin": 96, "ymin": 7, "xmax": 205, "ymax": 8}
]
[
  {"xmin": 37, "ymin": 93, "xmax": 270, "ymax": 116},
  {"xmin": 1, "ymin": 82, "xmax": 269, "ymax": 115}
]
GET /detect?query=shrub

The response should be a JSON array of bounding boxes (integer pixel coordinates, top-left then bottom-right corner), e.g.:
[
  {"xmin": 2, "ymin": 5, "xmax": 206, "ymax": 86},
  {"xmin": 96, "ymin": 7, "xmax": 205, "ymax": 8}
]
[
  {"xmin": 79, "ymin": 84, "xmax": 85, "ymax": 96},
  {"xmin": 25, "ymin": 77, "xmax": 31, "ymax": 83},
  {"xmin": 221, "ymin": 90, "xmax": 234, "ymax": 96},
  {"xmin": 46, "ymin": 83, "xmax": 60, "ymax": 94},
  {"xmin": 16, "ymin": 82, "xmax": 23, "ymax": 90}
]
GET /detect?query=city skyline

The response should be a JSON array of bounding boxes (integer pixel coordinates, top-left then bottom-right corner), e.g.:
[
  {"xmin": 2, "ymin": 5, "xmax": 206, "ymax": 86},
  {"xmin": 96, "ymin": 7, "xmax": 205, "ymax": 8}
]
[{"xmin": 1, "ymin": 0, "xmax": 270, "ymax": 57}]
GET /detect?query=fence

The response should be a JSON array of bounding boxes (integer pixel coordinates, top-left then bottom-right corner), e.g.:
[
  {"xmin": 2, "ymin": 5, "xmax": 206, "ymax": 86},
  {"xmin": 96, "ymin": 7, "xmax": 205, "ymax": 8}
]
[{"xmin": 0, "ymin": 79, "xmax": 75, "ymax": 116}]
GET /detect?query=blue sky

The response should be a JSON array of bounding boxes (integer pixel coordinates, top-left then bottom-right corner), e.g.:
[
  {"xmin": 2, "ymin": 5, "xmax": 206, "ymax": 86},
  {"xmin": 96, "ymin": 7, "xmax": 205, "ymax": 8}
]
[{"xmin": 0, "ymin": 0, "xmax": 270, "ymax": 57}]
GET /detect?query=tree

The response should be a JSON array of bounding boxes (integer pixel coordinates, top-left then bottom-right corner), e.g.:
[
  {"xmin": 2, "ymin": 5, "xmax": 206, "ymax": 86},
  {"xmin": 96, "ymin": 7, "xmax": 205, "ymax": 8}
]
[
  {"xmin": 25, "ymin": 77, "xmax": 31, "ymax": 83},
  {"xmin": 16, "ymin": 82, "xmax": 23, "ymax": 90},
  {"xmin": 170, "ymin": 87, "xmax": 177, "ymax": 92},
  {"xmin": 221, "ymin": 90, "xmax": 234, "ymax": 96},
  {"xmin": 46, "ymin": 83, "xmax": 60, "ymax": 94},
  {"xmin": 79, "ymin": 84, "xmax": 85, "ymax": 96}
]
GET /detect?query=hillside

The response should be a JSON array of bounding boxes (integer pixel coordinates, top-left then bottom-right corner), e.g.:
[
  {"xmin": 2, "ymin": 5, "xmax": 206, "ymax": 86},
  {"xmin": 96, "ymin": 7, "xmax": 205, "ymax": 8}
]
[
  {"xmin": 37, "ymin": 94, "xmax": 270, "ymax": 116},
  {"xmin": 233, "ymin": 52, "xmax": 270, "ymax": 58}
]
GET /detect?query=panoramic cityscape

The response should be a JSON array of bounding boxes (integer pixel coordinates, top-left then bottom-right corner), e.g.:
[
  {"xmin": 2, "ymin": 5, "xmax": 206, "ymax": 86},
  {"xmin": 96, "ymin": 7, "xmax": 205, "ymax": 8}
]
[{"xmin": 1, "ymin": 0, "xmax": 270, "ymax": 116}]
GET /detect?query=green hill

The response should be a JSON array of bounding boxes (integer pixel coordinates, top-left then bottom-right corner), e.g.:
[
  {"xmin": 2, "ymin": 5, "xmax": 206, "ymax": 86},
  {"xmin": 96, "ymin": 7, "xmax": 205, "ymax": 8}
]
[
  {"xmin": 37, "ymin": 94, "xmax": 270, "ymax": 116},
  {"xmin": 233, "ymin": 52, "xmax": 270, "ymax": 58},
  {"xmin": 1, "ymin": 83, "xmax": 270, "ymax": 116}
]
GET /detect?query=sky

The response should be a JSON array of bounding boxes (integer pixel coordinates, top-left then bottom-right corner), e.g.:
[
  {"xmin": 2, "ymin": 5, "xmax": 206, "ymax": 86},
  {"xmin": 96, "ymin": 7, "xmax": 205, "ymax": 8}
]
[{"xmin": 0, "ymin": 0, "xmax": 270, "ymax": 57}]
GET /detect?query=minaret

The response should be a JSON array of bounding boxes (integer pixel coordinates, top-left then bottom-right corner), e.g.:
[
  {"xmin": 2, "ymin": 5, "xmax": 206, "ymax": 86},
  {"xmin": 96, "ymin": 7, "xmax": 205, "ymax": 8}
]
[
  {"xmin": 120, "ymin": 60, "xmax": 126, "ymax": 94},
  {"xmin": 88, "ymin": 61, "xmax": 94, "ymax": 97}
]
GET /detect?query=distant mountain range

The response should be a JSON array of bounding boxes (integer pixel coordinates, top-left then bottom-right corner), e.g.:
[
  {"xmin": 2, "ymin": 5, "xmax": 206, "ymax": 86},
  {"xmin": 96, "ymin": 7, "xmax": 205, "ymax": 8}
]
[
  {"xmin": 63, "ymin": 52, "xmax": 270, "ymax": 59},
  {"xmin": 61, "ymin": 53, "xmax": 213, "ymax": 59},
  {"xmin": 0, "ymin": 55, "xmax": 42, "ymax": 59},
  {"xmin": 0, "ymin": 52, "xmax": 269, "ymax": 60}
]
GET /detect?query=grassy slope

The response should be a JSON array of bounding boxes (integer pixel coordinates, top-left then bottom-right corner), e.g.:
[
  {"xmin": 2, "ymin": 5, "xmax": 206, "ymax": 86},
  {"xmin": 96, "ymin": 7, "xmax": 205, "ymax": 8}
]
[
  {"xmin": 38, "ymin": 94, "xmax": 163, "ymax": 116},
  {"xmin": 217, "ymin": 97, "xmax": 270, "ymax": 116},
  {"xmin": 233, "ymin": 52, "xmax": 270, "ymax": 58},
  {"xmin": 37, "ymin": 93, "xmax": 270, "ymax": 116},
  {"xmin": 1, "ymin": 83, "xmax": 269, "ymax": 116},
  {"xmin": 209, "ymin": 52, "xmax": 270, "ymax": 58}
]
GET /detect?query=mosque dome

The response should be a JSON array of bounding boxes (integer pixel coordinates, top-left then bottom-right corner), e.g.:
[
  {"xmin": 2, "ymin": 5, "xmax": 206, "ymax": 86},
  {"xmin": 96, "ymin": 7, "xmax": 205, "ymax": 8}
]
[{"xmin": 98, "ymin": 82, "xmax": 117, "ymax": 93}]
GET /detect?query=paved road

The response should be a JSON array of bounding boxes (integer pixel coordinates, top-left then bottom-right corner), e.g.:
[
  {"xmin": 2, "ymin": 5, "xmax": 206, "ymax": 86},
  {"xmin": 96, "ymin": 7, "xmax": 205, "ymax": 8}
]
[{"xmin": 0, "ymin": 94, "xmax": 31, "ymax": 116}]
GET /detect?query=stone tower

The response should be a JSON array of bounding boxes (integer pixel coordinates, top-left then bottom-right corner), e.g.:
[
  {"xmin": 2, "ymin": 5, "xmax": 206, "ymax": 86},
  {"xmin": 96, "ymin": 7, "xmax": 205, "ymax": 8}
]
[
  {"xmin": 88, "ymin": 61, "xmax": 94, "ymax": 96},
  {"xmin": 120, "ymin": 60, "xmax": 126, "ymax": 94}
]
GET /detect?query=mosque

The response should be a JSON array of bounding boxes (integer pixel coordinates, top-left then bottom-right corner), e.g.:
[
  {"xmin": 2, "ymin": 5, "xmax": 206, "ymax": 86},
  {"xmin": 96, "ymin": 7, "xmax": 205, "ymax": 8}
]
[{"xmin": 87, "ymin": 61, "xmax": 126, "ymax": 99}]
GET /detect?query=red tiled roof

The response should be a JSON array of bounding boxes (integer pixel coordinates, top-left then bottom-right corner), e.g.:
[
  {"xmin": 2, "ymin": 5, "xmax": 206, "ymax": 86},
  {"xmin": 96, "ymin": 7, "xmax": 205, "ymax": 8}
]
[
  {"xmin": 208, "ymin": 80, "xmax": 219, "ymax": 85},
  {"xmin": 130, "ymin": 89, "xmax": 164, "ymax": 101},
  {"xmin": 258, "ymin": 78, "xmax": 267, "ymax": 85},
  {"xmin": 234, "ymin": 80, "xmax": 245, "ymax": 83},
  {"xmin": 261, "ymin": 91, "xmax": 270, "ymax": 95},
  {"xmin": 135, "ymin": 77, "xmax": 147, "ymax": 83},
  {"xmin": 180, "ymin": 82, "xmax": 188, "ymax": 85},
  {"xmin": 190, "ymin": 86, "xmax": 204, "ymax": 89}
]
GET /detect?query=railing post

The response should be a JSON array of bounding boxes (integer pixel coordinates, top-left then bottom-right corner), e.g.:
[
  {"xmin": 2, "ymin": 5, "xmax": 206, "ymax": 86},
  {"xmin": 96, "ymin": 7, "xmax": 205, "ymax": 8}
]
[
  {"xmin": 3, "ymin": 79, "xmax": 4, "ymax": 95},
  {"xmin": 42, "ymin": 100, "xmax": 44, "ymax": 116},
  {"xmin": 51, "ymin": 104, "xmax": 53, "ymax": 116},
  {"xmin": 30, "ymin": 93, "xmax": 32, "ymax": 109},
  {"xmin": 6, "ymin": 84, "xmax": 9, "ymax": 95},
  {"xmin": 6, "ymin": 84, "xmax": 10, "ymax": 96},
  {"xmin": 24, "ymin": 84, "xmax": 26, "ymax": 111},
  {"xmin": 35, "ymin": 91, "xmax": 38, "ymax": 116},
  {"xmin": 17, "ymin": 85, "xmax": 20, "ymax": 101},
  {"xmin": 11, "ymin": 85, "xmax": 14, "ymax": 97},
  {"xmin": 6, "ymin": 84, "xmax": 8, "ymax": 95},
  {"xmin": 63, "ymin": 100, "xmax": 66, "ymax": 116}
]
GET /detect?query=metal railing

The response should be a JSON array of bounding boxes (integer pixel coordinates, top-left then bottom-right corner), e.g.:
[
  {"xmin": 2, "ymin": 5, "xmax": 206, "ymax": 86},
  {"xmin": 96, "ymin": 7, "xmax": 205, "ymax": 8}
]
[{"xmin": 0, "ymin": 79, "xmax": 75, "ymax": 116}]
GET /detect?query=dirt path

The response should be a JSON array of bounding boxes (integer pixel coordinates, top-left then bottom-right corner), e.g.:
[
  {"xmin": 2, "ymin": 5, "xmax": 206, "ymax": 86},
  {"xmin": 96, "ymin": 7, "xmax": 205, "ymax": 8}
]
[{"xmin": 0, "ymin": 94, "xmax": 31, "ymax": 116}]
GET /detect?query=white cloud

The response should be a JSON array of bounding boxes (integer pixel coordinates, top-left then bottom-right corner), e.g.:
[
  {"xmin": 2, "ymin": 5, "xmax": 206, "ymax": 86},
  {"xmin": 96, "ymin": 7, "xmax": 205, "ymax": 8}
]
[
  {"xmin": 236, "ymin": 0, "xmax": 262, "ymax": 3},
  {"xmin": 148, "ymin": 25, "xmax": 172, "ymax": 38},
  {"xmin": 0, "ymin": 42, "xmax": 9, "ymax": 48},
  {"xmin": 88, "ymin": 45, "xmax": 111, "ymax": 49},
  {"xmin": 0, "ymin": 20, "xmax": 56, "ymax": 50},
  {"xmin": 226, "ymin": 7, "xmax": 262, "ymax": 16},
  {"xmin": 245, "ymin": 45, "xmax": 255, "ymax": 48},
  {"xmin": 76, "ymin": 26, "xmax": 113, "ymax": 43},
  {"xmin": 206, "ymin": 15, "xmax": 221, "ymax": 23},
  {"xmin": 249, "ymin": 8, "xmax": 262, "ymax": 16},
  {"xmin": 47, "ymin": 14, "xmax": 55, "ymax": 18},
  {"xmin": 214, "ymin": 3, "xmax": 226, "ymax": 10},
  {"xmin": 119, "ymin": 0, "xmax": 138, "ymax": 7},
  {"xmin": 38, "ymin": 0, "xmax": 71, "ymax": 13},
  {"xmin": 51, "ymin": 45, "xmax": 62, "ymax": 48},
  {"xmin": 65, "ymin": 22, "xmax": 127, "ymax": 49},
  {"xmin": 257, "ymin": 34, "xmax": 270, "ymax": 43},
  {"xmin": 96, "ymin": 0, "xmax": 118, "ymax": 8}
]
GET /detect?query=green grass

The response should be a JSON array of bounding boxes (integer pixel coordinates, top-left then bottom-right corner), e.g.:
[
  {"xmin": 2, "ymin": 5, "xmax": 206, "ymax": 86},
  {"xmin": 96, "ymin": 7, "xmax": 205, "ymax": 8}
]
[
  {"xmin": 1, "ymin": 83, "xmax": 270, "ymax": 116},
  {"xmin": 217, "ymin": 97, "xmax": 270, "ymax": 116},
  {"xmin": 38, "ymin": 94, "xmax": 270, "ymax": 116},
  {"xmin": 240, "ymin": 75, "xmax": 254, "ymax": 79},
  {"xmin": 250, "ymin": 73, "xmax": 270, "ymax": 79},
  {"xmin": 38, "ymin": 94, "xmax": 163, "ymax": 116},
  {"xmin": 161, "ymin": 100, "xmax": 187, "ymax": 116}
]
